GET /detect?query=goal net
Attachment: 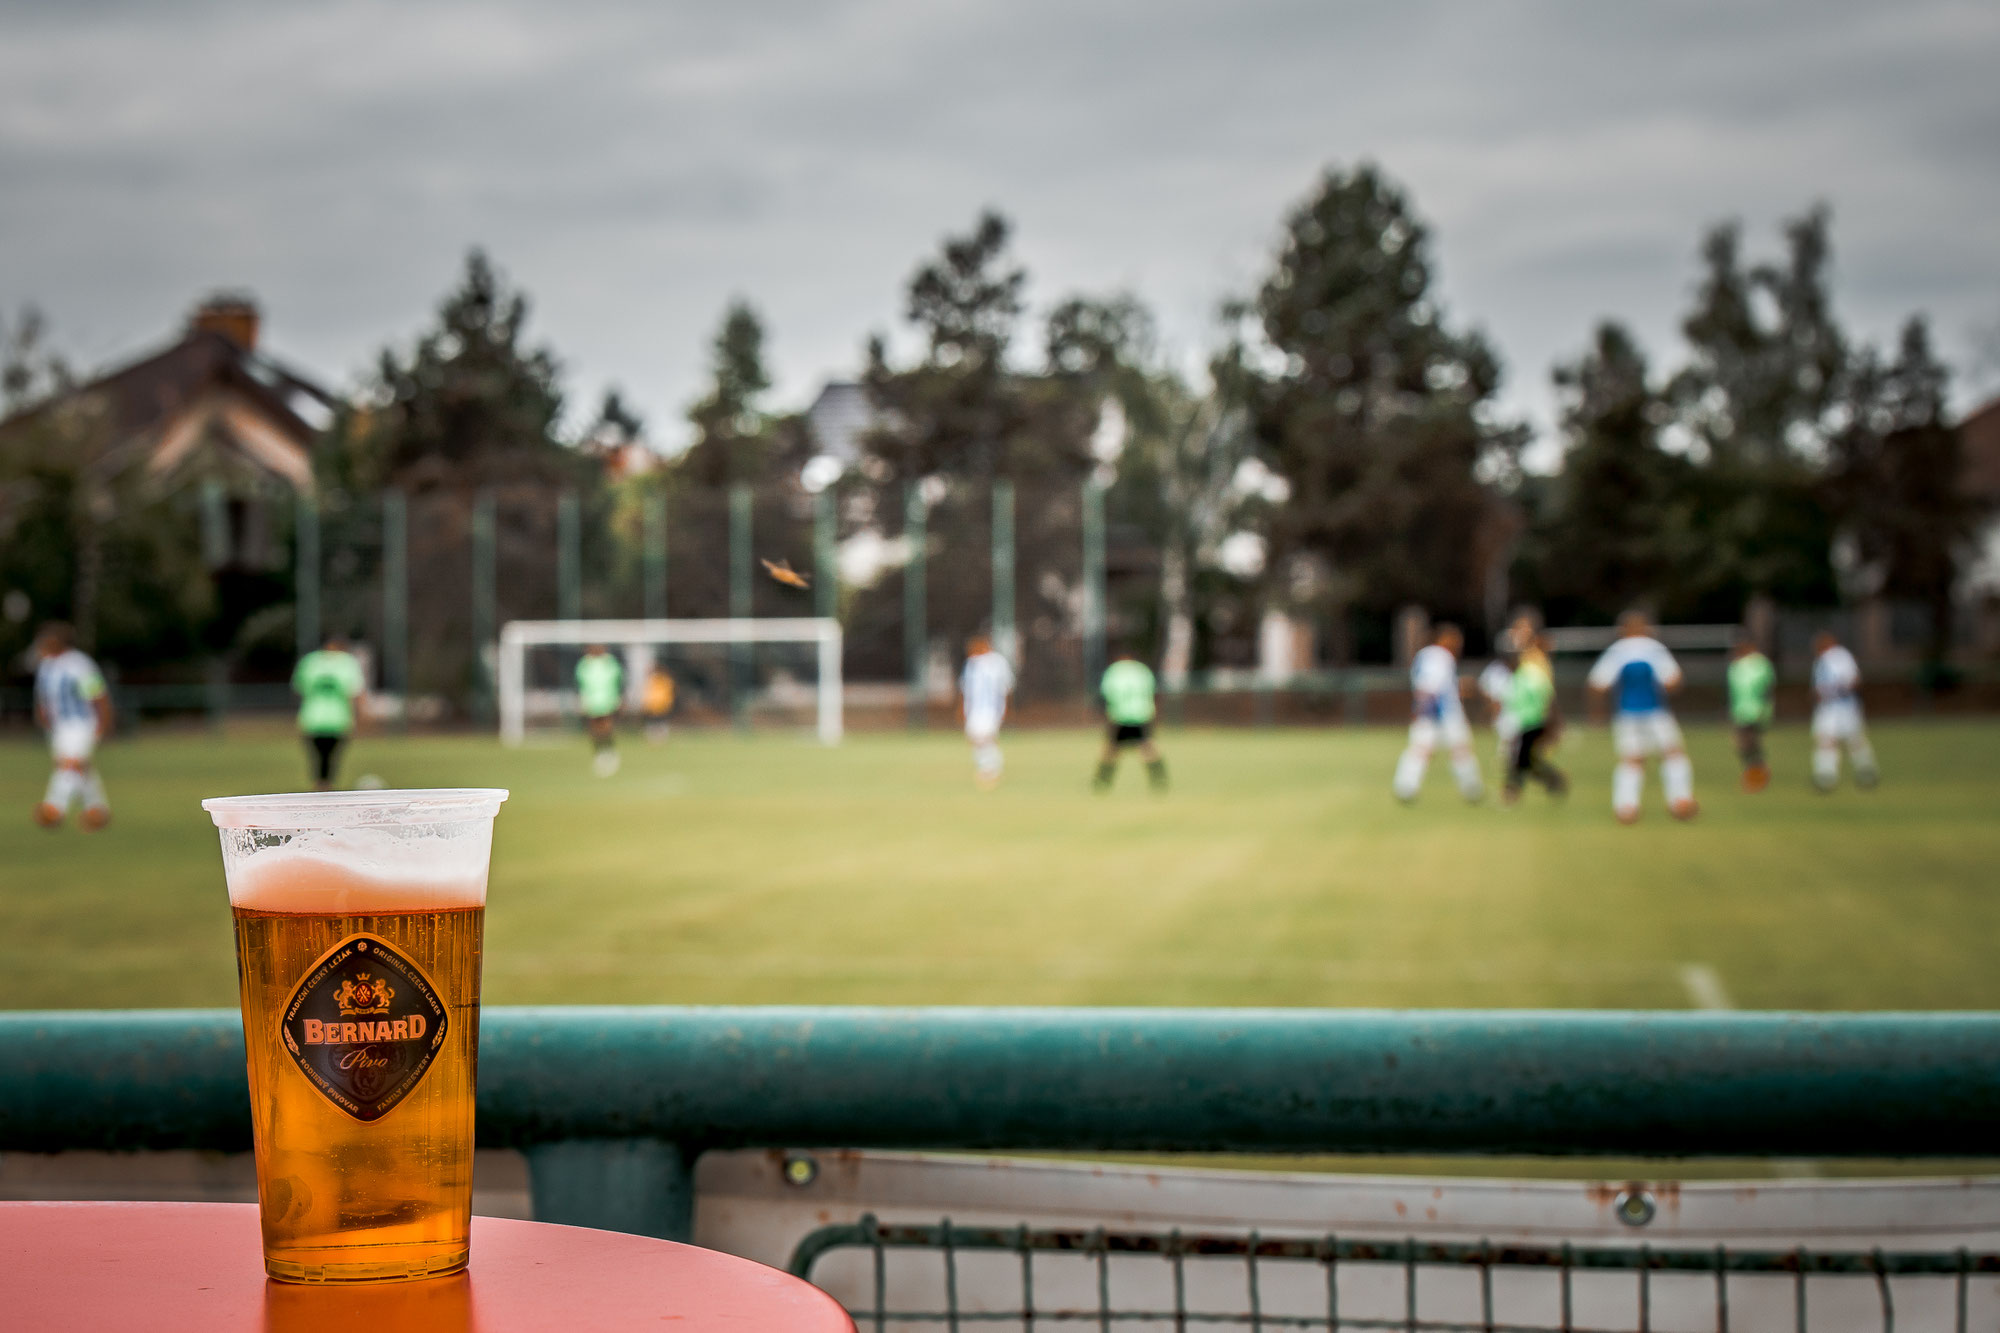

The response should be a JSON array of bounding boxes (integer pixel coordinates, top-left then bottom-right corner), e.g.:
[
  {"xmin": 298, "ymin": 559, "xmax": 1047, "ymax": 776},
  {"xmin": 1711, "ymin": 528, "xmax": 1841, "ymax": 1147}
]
[{"xmin": 497, "ymin": 618, "xmax": 843, "ymax": 746}]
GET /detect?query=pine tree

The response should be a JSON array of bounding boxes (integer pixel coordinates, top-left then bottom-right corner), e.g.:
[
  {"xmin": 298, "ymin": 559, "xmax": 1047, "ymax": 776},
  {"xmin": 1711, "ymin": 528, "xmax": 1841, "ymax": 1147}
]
[
  {"xmin": 339, "ymin": 250, "xmax": 576, "ymax": 492},
  {"xmin": 1828, "ymin": 317, "xmax": 1974, "ymax": 663},
  {"xmin": 1520, "ymin": 323, "xmax": 1699, "ymax": 623},
  {"xmin": 680, "ymin": 300, "xmax": 773, "ymax": 486},
  {"xmin": 1666, "ymin": 211, "xmax": 1842, "ymax": 612},
  {"xmin": 1239, "ymin": 164, "xmax": 1523, "ymax": 641}
]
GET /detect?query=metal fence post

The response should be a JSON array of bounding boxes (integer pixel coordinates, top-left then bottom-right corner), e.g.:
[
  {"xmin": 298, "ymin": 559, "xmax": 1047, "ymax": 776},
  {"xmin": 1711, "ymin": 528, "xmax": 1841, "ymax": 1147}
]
[
  {"xmin": 730, "ymin": 483, "xmax": 753, "ymax": 730},
  {"xmin": 471, "ymin": 490, "xmax": 496, "ymax": 721},
  {"xmin": 382, "ymin": 489, "xmax": 407, "ymax": 730},
  {"xmin": 992, "ymin": 479, "xmax": 1016, "ymax": 662},
  {"xmin": 814, "ymin": 487, "xmax": 837, "ymax": 623},
  {"xmin": 643, "ymin": 491, "xmax": 668, "ymax": 622},
  {"xmin": 523, "ymin": 1138, "xmax": 695, "ymax": 1243},
  {"xmin": 905, "ymin": 482, "xmax": 928, "ymax": 730},
  {"xmin": 1082, "ymin": 475, "xmax": 1106, "ymax": 689},
  {"xmin": 294, "ymin": 493, "xmax": 319, "ymax": 662},
  {"xmin": 557, "ymin": 489, "xmax": 581, "ymax": 623}
]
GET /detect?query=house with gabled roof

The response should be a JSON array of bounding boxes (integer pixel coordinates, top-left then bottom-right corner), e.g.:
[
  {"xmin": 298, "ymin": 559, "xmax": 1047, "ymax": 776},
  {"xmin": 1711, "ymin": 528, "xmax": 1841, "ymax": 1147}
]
[{"xmin": 0, "ymin": 295, "xmax": 337, "ymax": 572}]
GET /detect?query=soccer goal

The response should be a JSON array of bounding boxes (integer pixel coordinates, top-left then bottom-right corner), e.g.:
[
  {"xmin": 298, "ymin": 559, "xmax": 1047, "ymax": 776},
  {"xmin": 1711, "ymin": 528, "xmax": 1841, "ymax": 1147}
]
[
  {"xmin": 496, "ymin": 618, "xmax": 843, "ymax": 746},
  {"xmin": 1539, "ymin": 623, "xmax": 1740, "ymax": 655}
]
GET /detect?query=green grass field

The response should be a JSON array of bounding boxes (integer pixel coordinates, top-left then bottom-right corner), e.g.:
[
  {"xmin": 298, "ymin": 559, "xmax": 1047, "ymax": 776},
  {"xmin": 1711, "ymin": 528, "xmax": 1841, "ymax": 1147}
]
[{"xmin": 3, "ymin": 718, "xmax": 1997, "ymax": 1013}]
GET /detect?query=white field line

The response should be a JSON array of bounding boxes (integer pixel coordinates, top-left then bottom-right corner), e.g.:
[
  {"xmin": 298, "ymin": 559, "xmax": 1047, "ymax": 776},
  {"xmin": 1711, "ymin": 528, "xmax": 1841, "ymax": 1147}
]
[{"xmin": 1679, "ymin": 963, "xmax": 1735, "ymax": 1011}]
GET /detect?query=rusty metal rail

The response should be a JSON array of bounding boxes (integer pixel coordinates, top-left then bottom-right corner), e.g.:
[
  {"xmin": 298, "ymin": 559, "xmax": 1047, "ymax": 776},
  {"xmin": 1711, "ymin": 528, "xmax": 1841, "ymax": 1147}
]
[{"xmin": 789, "ymin": 1216, "xmax": 2000, "ymax": 1331}]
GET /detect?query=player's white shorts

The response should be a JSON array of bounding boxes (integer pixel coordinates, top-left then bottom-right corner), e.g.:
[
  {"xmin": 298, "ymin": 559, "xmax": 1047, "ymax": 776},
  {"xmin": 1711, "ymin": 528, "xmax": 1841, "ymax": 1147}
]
[
  {"xmin": 1812, "ymin": 699, "xmax": 1865, "ymax": 743},
  {"xmin": 1612, "ymin": 710, "xmax": 1684, "ymax": 760},
  {"xmin": 1494, "ymin": 712, "xmax": 1521, "ymax": 744},
  {"xmin": 964, "ymin": 713, "xmax": 1002, "ymax": 745},
  {"xmin": 1408, "ymin": 711, "xmax": 1472, "ymax": 752},
  {"xmin": 49, "ymin": 720, "xmax": 98, "ymax": 764}
]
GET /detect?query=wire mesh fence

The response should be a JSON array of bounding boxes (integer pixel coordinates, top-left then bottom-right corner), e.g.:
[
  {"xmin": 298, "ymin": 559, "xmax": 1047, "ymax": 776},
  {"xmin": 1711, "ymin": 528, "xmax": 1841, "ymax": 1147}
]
[{"xmin": 789, "ymin": 1216, "xmax": 2000, "ymax": 1333}]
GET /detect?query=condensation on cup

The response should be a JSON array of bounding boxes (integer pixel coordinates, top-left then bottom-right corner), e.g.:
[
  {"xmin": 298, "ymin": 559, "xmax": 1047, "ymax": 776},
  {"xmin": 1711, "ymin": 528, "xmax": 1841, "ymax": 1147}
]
[{"xmin": 203, "ymin": 788, "xmax": 507, "ymax": 1284}]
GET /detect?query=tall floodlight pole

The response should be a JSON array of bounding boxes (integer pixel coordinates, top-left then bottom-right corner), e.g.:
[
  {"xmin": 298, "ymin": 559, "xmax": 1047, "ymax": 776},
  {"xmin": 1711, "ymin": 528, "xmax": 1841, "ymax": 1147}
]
[
  {"xmin": 991, "ymin": 479, "xmax": 1016, "ymax": 664},
  {"xmin": 471, "ymin": 490, "xmax": 496, "ymax": 721},
  {"xmin": 382, "ymin": 489, "xmax": 408, "ymax": 731},
  {"xmin": 295, "ymin": 492, "xmax": 319, "ymax": 662},
  {"xmin": 813, "ymin": 486, "xmax": 837, "ymax": 622},
  {"xmin": 557, "ymin": 489, "xmax": 582, "ymax": 623},
  {"xmin": 643, "ymin": 491, "xmax": 668, "ymax": 621},
  {"xmin": 729, "ymin": 483, "xmax": 753, "ymax": 729},
  {"xmin": 1082, "ymin": 475, "xmax": 1106, "ymax": 691},
  {"xmin": 905, "ymin": 481, "xmax": 928, "ymax": 730}
]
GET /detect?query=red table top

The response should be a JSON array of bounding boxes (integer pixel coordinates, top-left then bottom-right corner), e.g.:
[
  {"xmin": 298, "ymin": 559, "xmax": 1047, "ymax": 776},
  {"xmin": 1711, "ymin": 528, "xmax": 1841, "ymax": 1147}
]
[{"xmin": 1, "ymin": 1201, "xmax": 854, "ymax": 1333}]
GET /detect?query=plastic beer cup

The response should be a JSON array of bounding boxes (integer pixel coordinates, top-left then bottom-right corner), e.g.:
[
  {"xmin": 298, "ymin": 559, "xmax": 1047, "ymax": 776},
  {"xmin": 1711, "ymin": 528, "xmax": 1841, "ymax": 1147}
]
[{"xmin": 203, "ymin": 788, "xmax": 507, "ymax": 1283}]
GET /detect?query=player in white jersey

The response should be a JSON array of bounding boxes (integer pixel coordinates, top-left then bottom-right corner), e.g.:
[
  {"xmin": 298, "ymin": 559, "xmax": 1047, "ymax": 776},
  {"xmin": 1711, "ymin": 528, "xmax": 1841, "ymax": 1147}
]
[
  {"xmin": 1587, "ymin": 611, "xmax": 1696, "ymax": 823},
  {"xmin": 30, "ymin": 622, "xmax": 113, "ymax": 830},
  {"xmin": 1392, "ymin": 623, "xmax": 1484, "ymax": 803},
  {"xmin": 958, "ymin": 634, "xmax": 1016, "ymax": 790},
  {"xmin": 1478, "ymin": 647, "xmax": 1519, "ymax": 770},
  {"xmin": 1810, "ymin": 631, "xmax": 1877, "ymax": 791}
]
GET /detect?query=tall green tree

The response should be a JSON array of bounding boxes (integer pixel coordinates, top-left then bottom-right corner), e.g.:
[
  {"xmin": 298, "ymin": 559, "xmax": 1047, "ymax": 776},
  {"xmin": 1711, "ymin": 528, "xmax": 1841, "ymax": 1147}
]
[
  {"xmin": 1518, "ymin": 323, "xmax": 1700, "ymax": 623},
  {"xmin": 681, "ymin": 300, "xmax": 773, "ymax": 485},
  {"xmin": 1665, "ymin": 210, "xmax": 1843, "ymax": 611},
  {"xmin": 862, "ymin": 210, "xmax": 1035, "ymax": 479},
  {"xmin": 1827, "ymin": 317, "xmax": 1975, "ymax": 662},
  {"xmin": 1236, "ymin": 164, "xmax": 1524, "ymax": 646},
  {"xmin": 338, "ymin": 249, "xmax": 576, "ymax": 492}
]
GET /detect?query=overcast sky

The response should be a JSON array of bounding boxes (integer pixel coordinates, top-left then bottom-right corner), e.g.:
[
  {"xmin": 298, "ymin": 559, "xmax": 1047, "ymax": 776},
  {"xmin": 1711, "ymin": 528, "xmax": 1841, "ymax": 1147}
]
[{"xmin": 4, "ymin": 0, "xmax": 1997, "ymax": 453}]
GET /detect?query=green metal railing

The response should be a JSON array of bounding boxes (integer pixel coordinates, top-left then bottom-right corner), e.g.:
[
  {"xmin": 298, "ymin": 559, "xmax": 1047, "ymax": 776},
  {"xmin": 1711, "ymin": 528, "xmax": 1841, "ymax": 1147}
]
[{"xmin": 3, "ymin": 1008, "xmax": 1999, "ymax": 1246}]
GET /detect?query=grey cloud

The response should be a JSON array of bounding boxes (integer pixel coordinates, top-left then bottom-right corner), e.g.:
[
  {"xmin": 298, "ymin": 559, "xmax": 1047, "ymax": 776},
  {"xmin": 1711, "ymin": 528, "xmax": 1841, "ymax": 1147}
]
[{"xmin": 0, "ymin": 0, "xmax": 1994, "ymax": 444}]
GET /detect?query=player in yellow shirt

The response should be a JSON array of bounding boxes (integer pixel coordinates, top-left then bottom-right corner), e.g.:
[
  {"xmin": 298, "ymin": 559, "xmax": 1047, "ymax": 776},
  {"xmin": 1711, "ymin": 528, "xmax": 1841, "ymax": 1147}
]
[{"xmin": 642, "ymin": 664, "xmax": 677, "ymax": 743}]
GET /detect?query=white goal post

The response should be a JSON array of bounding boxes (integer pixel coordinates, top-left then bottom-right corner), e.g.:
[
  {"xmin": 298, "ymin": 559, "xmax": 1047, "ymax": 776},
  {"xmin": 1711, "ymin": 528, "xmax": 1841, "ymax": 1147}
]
[
  {"xmin": 1540, "ymin": 624, "xmax": 1740, "ymax": 654},
  {"xmin": 497, "ymin": 617, "xmax": 843, "ymax": 747}
]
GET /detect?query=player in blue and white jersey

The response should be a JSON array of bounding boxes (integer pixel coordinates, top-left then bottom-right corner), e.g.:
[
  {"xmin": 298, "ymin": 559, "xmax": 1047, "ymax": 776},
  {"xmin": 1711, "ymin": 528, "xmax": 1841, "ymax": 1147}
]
[
  {"xmin": 958, "ymin": 634, "xmax": 1016, "ymax": 790},
  {"xmin": 1392, "ymin": 623, "xmax": 1484, "ymax": 804},
  {"xmin": 31, "ymin": 622, "xmax": 114, "ymax": 830},
  {"xmin": 1586, "ymin": 611, "xmax": 1696, "ymax": 823},
  {"xmin": 1810, "ymin": 631, "xmax": 1877, "ymax": 791}
]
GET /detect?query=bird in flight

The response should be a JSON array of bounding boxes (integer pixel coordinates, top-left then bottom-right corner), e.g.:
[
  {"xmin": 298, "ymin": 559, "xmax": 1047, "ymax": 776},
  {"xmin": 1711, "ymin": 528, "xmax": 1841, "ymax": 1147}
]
[{"xmin": 762, "ymin": 558, "xmax": 811, "ymax": 589}]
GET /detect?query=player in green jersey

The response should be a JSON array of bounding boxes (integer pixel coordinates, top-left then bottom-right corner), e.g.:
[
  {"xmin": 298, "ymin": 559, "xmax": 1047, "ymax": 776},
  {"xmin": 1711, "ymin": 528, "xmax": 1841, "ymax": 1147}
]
[
  {"xmin": 1093, "ymin": 650, "xmax": 1167, "ymax": 791},
  {"xmin": 1727, "ymin": 633, "xmax": 1777, "ymax": 793},
  {"xmin": 1502, "ymin": 631, "xmax": 1568, "ymax": 802},
  {"xmin": 576, "ymin": 644, "xmax": 625, "ymax": 777},
  {"xmin": 291, "ymin": 635, "xmax": 366, "ymax": 791}
]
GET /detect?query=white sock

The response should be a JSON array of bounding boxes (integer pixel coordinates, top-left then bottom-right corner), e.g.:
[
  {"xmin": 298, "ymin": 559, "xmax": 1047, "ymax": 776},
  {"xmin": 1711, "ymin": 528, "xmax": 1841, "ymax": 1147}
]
[
  {"xmin": 1663, "ymin": 753, "xmax": 1693, "ymax": 806},
  {"xmin": 1849, "ymin": 737, "xmax": 1877, "ymax": 778},
  {"xmin": 1814, "ymin": 744, "xmax": 1839, "ymax": 788},
  {"xmin": 974, "ymin": 741, "xmax": 1003, "ymax": 779},
  {"xmin": 79, "ymin": 770, "xmax": 108, "ymax": 811},
  {"xmin": 1613, "ymin": 762, "xmax": 1642, "ymax": 817},
  {"xmin": 1451, "ymin": 750, "xmax": 1484, "ymax": 801},
  {"xmin": 44, "ymin": 768, "xmax": 83, "ymax": 813},
  {"xmin": 1393, "ymin": 748, "xmax": 1428, "ymax": 801}
]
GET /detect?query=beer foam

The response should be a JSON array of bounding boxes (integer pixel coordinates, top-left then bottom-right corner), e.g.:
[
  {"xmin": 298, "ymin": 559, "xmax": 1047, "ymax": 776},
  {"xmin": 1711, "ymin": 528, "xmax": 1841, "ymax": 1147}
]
[{"xmin": 225, "ymin": 829, "xmax": 490, "ymax": 913}]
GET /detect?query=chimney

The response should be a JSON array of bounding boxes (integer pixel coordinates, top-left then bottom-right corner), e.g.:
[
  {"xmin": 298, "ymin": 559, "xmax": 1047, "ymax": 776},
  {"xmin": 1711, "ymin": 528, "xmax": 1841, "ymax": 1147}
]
[{"xmin": 189, "ymin": 295, "xmax": 260, "ymax": 352}]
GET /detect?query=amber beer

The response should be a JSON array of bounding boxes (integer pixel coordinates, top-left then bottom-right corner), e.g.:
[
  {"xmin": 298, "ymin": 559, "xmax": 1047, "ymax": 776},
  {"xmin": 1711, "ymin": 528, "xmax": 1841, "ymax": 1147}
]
[{"xmin": 205, "ymin": 789, "xmax": 506, "ymax": 1283}]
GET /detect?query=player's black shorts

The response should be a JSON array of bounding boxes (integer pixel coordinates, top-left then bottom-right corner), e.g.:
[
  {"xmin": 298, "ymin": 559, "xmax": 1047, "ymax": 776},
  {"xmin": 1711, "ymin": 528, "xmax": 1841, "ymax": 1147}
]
[
  {"xmin": 305, "ymin": 733, "xmax": 344, "ymax": 783},
  {"xmin": 1108, "ymin": 721, "xmax": 1152, "ymax": 746}
]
